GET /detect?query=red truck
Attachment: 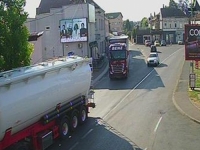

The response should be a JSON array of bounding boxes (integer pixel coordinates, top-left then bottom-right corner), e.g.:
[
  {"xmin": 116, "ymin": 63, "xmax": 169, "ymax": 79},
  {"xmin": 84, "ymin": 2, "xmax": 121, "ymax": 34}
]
[{"xmin": 108, "ymin": 35, "xmax": 129, "ymax": 79}]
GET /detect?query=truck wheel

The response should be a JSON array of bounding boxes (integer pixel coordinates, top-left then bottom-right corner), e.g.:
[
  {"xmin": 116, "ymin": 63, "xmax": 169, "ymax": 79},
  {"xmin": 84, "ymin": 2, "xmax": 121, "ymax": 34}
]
[
  {"xmin": 79, "ymin": 106, "xmax": 87, "ymax": 124},
  {"xmin": 70, "ymin": 110, "xmax": 79, "ymax": 131},
  {"xmin": 59, "ymin": 116, "xmax": 70, "ymax": 139}
]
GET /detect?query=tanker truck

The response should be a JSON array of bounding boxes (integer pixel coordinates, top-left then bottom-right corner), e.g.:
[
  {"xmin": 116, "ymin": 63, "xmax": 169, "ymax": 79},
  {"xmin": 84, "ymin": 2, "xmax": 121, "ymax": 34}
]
[{"xmin": 0, "ymin": 55, "xmax": 95, "ymax": 150}]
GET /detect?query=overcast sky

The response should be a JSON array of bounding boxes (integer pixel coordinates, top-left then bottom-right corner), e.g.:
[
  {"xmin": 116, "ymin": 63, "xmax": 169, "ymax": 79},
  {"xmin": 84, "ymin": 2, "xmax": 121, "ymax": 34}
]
[{"xmin": 24, "ymin": 0, "xmax": 180, "ymax": 21}]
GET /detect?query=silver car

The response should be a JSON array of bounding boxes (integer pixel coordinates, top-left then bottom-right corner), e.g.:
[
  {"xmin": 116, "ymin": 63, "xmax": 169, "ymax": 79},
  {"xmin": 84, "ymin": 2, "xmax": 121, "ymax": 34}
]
[{"xmin": 147, "ymin": 52, "xmax": 160, "ymax": 67}]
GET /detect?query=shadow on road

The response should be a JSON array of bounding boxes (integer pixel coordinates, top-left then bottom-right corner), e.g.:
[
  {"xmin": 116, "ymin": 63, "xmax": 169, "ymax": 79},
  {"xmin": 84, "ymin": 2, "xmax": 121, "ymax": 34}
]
[
  {"xmin": 94, "ymin": 50, "xmax": 165, "ymax": 91},
  {"xmin": 47, "ymin": 117, "xmax": 144, "ymax": 150}
]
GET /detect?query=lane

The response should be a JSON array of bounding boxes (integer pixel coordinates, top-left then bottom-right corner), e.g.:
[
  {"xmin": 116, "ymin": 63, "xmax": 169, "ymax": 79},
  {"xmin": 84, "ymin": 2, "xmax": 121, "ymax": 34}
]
[{"xmin": 48, "ymin": 44, "xmax": 200, "ymax": 150}]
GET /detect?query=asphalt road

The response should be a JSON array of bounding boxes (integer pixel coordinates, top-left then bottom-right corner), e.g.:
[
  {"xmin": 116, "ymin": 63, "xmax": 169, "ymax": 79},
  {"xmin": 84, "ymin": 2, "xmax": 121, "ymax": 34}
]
[{"xmin": 47, "ymin": 44, "xmax": 200, "ymax": 150}]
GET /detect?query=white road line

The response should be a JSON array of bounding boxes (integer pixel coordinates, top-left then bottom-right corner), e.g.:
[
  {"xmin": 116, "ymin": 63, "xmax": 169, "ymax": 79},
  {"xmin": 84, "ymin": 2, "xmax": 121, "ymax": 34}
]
[
  {"xmin": 103, "ymin": 47, "xmax": 183, "ymax": 120},
  {"xmin": 154, "ymin": 117, "xmax": 163, "ymax": 133},
  {"xmin": 144, "ymin": 148, "xmax": 148, "ymax": 150},
  {"xmin": 81, "ymin": 129, "xmax": 93, "ymax": 139},
  {"xmin": 69, "ymin": 142, "xmax": 79, "ymax": 150},
  {"xmin": 103, "ymin": 69, "xmax": 154, "ymax": 119}
]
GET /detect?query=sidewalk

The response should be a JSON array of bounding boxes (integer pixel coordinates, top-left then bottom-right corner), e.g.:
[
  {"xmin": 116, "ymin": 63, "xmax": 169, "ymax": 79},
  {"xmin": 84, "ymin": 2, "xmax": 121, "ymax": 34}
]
[
  {"xmin": 173, "ymin": 61, "xmax": 200, "ymax": 123},
  {"xmin": 91, "ymin": 58, "xmax": 109, "ymax": 86}
]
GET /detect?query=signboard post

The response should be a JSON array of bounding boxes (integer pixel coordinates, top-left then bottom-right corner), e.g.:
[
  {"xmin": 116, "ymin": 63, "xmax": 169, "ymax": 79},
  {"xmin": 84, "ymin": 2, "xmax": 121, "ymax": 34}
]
[
  {"xmin": 185, "ymin": 24, "xmax": 200, "ymax": 90},
  {"xmin": 185, "ymin": 24, "xmax": 200, "ymax": 60}
]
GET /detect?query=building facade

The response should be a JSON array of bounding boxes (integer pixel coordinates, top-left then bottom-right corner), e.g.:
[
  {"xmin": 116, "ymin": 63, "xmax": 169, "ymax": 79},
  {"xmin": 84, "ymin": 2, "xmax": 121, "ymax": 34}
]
[
  {"xmin": 160, "ymin": 7, "xmax": 189, "ymax": 44},
  {"xmin": 105, "ymin": 12, "xmax": 123, "ymax": 35},
  {"xmin": 25, "ymin": 0, "xmax": 108, "ymax": 64}
]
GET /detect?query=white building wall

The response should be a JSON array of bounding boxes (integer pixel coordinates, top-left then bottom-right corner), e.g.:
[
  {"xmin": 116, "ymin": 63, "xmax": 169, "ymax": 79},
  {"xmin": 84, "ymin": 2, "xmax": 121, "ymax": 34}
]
[
  {"xmin": 95, "ymin": 8, "xmax": 106, "ymax": 55},
  {"xmin": 27, "ymin": 3, "xmax": 98, "ymax": 61}
]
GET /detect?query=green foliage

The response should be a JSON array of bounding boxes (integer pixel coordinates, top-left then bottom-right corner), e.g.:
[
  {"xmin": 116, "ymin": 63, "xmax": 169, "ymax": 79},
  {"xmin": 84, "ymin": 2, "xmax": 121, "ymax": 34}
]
[
  {"xmin": 0, "ymin": 0, "xmax": 33, "ymax": 71},
  {"xmin": 140, "ymin": 17, "xmax": 148, "ymax": 28},
  {"xmin": 169, "ymin": 0, "xmax": 178, "ymax": 8}
]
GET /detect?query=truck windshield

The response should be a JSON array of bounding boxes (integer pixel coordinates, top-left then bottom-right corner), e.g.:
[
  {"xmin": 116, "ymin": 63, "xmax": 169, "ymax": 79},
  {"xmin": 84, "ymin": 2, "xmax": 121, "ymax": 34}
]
[{"xmin": 109, "ymin": 51, "xmax": 126, "ymax": 60}]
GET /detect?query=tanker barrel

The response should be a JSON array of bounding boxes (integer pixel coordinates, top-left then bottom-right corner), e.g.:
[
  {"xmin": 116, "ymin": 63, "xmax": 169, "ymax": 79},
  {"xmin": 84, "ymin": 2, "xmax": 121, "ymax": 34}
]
[
  {"xmin": 43, "ymin": 101, "xmax": 84, "ymax": 124},
  {"xmin": 43, "ymin": 97, "xmax": 85, "ymax": 121}
]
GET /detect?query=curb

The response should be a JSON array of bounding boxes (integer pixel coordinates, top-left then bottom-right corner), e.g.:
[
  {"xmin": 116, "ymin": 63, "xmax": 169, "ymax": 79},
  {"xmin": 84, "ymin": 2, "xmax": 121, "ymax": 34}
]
[
  {"xmin": 173, "ymin": 96, "xmax": 200, "ymax": 124},
  {"xmin": 172, "ymin": 61, "xmax": 200, "ymax": 124}
]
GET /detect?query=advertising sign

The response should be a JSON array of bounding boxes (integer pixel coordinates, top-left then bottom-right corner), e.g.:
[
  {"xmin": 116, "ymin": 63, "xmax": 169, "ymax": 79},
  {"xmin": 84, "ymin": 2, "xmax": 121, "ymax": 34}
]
[
  {"xmin": 60, "ymin": 18, "xmax": 88, "ymax": 43},
  {"xmin": 185, "ymin": 24, "xmax": 200, "ymax": 60}
]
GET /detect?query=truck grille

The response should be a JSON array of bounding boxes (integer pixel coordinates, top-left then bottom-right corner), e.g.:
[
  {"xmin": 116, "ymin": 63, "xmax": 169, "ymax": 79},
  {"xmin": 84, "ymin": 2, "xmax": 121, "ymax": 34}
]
[{"xmin": 112, "ymin": 65, "xmax": 123, "ymax": 73}]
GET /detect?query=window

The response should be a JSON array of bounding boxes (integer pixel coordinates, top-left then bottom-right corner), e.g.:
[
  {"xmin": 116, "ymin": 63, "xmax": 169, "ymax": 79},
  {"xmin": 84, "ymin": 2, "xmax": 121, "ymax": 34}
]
[
  {"xmin": 175, "ymin": 23, "xmax": 177, "ymax": 28},
  {"xmin": 45, "ymin": 26, "xmax": 50, "ymax": 30}
]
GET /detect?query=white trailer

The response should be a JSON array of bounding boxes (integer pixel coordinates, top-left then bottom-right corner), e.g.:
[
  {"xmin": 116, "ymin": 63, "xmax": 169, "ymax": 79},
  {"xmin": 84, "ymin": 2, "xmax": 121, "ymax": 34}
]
[{"xmin": 0, "ymin": 56, "xmax": 95, "ymax": 150}]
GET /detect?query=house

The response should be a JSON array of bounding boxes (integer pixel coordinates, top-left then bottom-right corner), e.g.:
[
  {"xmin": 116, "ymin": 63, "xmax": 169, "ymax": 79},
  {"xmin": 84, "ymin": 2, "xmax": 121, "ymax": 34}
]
[
  {"xmin": 136, "ymin": 6, "xmax": 189, "ymax": 44},
  {"xmin": 160, "ymin": 7, "xmax": 189, "ymax": 43},
  {"xmin": 28, "ymin": 31, "xmax": 44, "ymax": 65},
  {"xmin": 105, "ymin": 12, "xmax": 123, "ymax": 35},
  {"xmin": 25, "ymin": 0, "xmax": 108, "ymax": 62}
]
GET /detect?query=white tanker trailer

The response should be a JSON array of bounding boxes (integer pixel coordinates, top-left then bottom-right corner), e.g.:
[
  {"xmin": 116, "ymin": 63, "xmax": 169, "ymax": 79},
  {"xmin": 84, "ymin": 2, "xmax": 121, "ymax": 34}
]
[{"xmin": 0, "ymin": 56, "xmax": 95, "ymax": 150}]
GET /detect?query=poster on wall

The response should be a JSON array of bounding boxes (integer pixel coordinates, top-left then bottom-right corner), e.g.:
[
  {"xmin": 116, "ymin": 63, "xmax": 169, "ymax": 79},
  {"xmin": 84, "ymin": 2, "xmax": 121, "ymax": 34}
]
[
  {"xmin": 60, "ymin": 18, "xmax": 88, "ymax": 43},
  {"xmin": 185, "ymin": 24, "xmax": 200, "ymax": 60}
]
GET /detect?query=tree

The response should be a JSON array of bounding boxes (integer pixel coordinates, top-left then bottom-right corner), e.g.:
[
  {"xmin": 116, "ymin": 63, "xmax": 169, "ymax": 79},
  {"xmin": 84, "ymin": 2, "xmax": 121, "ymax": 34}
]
[
  {"xmin": 178, "ymin": 0, "xmax": 190, "ymax": 15},
  {"xmin": 123, "ymin": 19, "xmax": 132, "ymax": 33},
  {"xmin": 169, "ymin": 0, "xmax": 178, "ymax": 8},
  {"xmin": 140, "ymin": 17, "xmax": 148, "ymax": 28},
  {"xmin": 0, "ymin": 0, "xmax": 33, "ymax": 71}
]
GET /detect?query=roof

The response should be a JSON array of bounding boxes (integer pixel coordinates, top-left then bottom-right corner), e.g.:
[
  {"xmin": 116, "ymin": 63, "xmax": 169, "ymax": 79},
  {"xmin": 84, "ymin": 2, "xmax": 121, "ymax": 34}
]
[
  {"xmin": 36, "ymin": 0, "xmax": 100, "ymax": 15},
  {"xmin": 28, "ymin": 31, "xmax": 44, "ymax": 41},
  {"xmin": 194, "ymin": 0, "xmax": 200, "ymax": 11},
  {"xmin": 160, "ymin": 7, "xmax": 187, "ymax": 18},
  {"xmin": 105, "ymin": 12, "xmax": 123, "ymax": 19}
]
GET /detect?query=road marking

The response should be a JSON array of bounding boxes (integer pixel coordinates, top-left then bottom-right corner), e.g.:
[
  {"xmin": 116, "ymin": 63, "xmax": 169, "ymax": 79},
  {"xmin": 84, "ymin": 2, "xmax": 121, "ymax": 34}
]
[
  {"xmin": 69, "ymin": 142, "xmax": 79, "ymax": 150},
  {"xmin": 81, "ymin": 129, "xmax": 93, "ymax": 139},
  {"xmin": 144, "ymin": 148, "xmax": 148, "ymax": 150},
  {"xmin": 154, "ymin": 117, "xmax": 163, "ymax": 133},
  {"xmin": 103, "ymin": 69, "xmax": 154, "ymax": 119},
  {"xmin": 103, "ymin": 47, "xmax": 183, "ymax": 119}
]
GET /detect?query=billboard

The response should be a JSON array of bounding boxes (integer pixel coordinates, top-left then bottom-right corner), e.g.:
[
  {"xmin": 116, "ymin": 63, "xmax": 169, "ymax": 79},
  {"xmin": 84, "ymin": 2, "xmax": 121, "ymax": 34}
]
[
  {"xmin": 185, "ymin": 24, "xmax": 200, "ymax": 60},
  {"xmin": 60, "ymin": 18, "xmax": 88, "ymax": 43}
]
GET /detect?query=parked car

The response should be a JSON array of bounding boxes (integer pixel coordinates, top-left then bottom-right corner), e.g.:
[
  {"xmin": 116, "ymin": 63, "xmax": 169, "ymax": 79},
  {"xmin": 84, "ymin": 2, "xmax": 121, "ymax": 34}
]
[
  {"xmin": 178, "ymin": 40, "xmax": 184, "ymax": 45},
  {"xmin": 154, "ymin": 40, "xmax": 160, "ymax": 46},
  {"xmin": 145, "ymin": 40, "xmax": 151, "ymax": 46},
  {"xmin": 160, "ymin": 40, "xmax": 167, "ymax": 46},
  {"xmin": 147, "ymin": 52, "xmax": 160, "ymax": 67},
  {"xmin": 150, "ymin": 45, "xmax": 157, "ymax": 52}
]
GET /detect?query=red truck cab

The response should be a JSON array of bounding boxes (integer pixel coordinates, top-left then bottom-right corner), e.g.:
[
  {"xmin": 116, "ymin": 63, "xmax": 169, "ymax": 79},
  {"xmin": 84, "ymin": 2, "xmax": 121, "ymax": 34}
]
[{"xmin": 108, "ymin": 42, "xmax": 129, "ymax": 79}]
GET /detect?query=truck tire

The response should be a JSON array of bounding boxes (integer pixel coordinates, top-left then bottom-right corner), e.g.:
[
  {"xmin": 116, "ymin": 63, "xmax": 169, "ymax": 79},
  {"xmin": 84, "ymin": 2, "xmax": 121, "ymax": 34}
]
[
  {"xmin": 10, "ymin": 142, "xmax": 30, "ymax": 150},
  {"xmin": 70, "ymin": 110, "xmax": 79, "ymax": 131},
  {"xmin": 79, "ymin": 106, "xmax": 87, "ymax": 124},
  {"xmin": 59, "ymin": 116, "xmax": 70, "ymax": 139}
]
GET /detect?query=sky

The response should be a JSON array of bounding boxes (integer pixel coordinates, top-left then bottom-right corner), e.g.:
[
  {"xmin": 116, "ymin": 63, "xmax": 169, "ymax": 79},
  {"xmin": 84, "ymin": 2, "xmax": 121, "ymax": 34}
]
[{"xmin": 24, "ymin": 0, "xmax": 179, "ymax": 21}]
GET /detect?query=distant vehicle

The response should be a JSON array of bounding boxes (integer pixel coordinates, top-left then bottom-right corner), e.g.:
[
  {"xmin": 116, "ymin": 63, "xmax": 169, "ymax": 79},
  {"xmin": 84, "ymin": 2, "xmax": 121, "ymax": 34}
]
[
  {"xmin": 154, "ymin": 40, "xmax": 160, "ymax": 46},
  {"xmin": 150, "ymin": 45, "xmax": 157, "ymax": 52},
  {"xmin": 108, "ymin": 35, "xmax": 129, "ymax": 79},
  {"xmin": 145, "ymin": 40, "xmax": 151, "ymax": 46},
  {"xmin": 178, "ymin": 40, "xmax": 184, "ymax": 45},
  {"xmin": 161, "ymin": 40, "xmax": 167, "ymax": 46},
  {"xmin": 147, "ymin": 52, "xmax": 160, "ymax": 67}
]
